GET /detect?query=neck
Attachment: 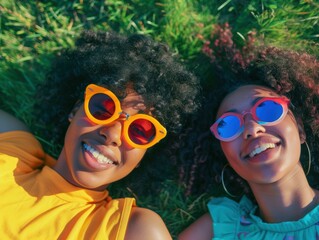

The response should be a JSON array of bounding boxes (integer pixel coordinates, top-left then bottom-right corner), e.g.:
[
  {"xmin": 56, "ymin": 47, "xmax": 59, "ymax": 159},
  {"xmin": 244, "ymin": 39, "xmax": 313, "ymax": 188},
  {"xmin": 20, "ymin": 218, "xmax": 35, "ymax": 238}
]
[
  {"xmin": 55, "ymin": 147, "xmax": 108, "ymax": 192},
  {"xmin": 249, "ymin": 165, "xmax": 318, "ymax": 223}
]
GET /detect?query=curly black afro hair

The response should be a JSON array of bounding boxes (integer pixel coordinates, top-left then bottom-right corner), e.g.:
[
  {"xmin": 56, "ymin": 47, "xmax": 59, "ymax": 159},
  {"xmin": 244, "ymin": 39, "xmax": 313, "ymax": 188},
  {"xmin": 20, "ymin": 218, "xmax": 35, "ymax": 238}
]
[
  {"xmin": 177, "ymin": 47, "xmax": 319, "ymax": 198},
  {"xmin": 34, "ymin": 30, "xmax": 201, "ymax": 153}
]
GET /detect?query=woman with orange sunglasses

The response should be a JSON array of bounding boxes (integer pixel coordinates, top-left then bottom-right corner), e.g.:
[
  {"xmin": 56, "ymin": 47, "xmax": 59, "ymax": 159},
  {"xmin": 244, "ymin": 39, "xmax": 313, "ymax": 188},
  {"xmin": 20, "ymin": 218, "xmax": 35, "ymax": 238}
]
[{"xmin": 0, "ymin": 31, "xmax": 201, "ymax": 239}]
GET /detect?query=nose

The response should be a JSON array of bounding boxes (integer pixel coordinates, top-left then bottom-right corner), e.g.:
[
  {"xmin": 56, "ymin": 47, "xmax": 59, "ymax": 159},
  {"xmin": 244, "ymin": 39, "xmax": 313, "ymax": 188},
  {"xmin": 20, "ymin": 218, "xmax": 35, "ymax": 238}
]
[
  {"xmin": 99, "ymin": 121, "xmax": 123, "ymax": 147},
  {"xmin": 242, "ymin": 114, "xmax": 266, "ymax": 139}
]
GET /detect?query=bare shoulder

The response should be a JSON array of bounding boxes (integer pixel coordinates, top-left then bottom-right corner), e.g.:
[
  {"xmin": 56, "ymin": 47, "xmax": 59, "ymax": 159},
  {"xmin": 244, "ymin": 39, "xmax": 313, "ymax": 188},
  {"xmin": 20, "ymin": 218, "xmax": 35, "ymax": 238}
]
[
  {"xmin": 0, "ymin": 110, "xmax": 29, "ymax": 133},
  {"xmin": 125, "ymin": 207, "xmax": 172, "ymax": 240},
  {"xmin": 178, "ymin": 213, "xmax": 213, "ymax": 240}
]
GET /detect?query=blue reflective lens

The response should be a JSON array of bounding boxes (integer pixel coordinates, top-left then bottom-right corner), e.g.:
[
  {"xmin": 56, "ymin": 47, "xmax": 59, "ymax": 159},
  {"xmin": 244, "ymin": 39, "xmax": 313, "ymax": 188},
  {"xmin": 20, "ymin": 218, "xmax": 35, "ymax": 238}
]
[
  {"xmin": 217, "ymin": 115, "xmax": 241, "ymax": 138},
  {"xmin": 256, "ymin": 100, "xmax": 283, "ymax": 123}
]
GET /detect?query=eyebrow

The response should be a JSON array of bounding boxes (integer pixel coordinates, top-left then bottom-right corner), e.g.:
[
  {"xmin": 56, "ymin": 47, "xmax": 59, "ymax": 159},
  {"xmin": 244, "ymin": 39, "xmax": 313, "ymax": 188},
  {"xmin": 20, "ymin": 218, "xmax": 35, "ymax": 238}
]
[{"xmin": 221, "ymin": 97, "xmax": 263, "ymax": 114}]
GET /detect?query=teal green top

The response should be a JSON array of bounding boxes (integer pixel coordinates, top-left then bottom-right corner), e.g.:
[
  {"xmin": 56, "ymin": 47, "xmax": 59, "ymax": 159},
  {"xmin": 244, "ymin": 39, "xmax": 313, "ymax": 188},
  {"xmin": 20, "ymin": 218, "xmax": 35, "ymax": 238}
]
[{"xmin": 208, "ymin": 196, "xmax": 319, "ymax": 239}]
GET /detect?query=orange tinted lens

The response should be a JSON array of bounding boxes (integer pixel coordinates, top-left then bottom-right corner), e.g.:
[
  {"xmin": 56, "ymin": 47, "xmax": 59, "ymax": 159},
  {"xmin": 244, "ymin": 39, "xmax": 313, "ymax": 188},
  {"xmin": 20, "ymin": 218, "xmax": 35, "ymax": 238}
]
[
  {"xmin": 128, "ymin": 119, "xmax": 156, "ymax": 145},
  {"xmin": 89, "ymin": 93, "xmax": 116, "ymax": 120}
]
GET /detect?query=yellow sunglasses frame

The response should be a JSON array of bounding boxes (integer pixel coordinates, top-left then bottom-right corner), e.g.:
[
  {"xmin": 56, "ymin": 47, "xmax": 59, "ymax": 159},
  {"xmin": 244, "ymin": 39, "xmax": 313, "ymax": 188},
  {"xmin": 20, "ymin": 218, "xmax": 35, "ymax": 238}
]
[{"xmin": 84, "ymin": 84, "xmax": 167, "ymax": 149}]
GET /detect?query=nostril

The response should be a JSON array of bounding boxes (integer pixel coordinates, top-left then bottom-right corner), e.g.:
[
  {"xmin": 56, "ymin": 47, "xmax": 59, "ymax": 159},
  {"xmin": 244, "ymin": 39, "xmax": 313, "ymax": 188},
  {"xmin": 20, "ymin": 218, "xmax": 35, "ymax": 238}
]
[
  {"xmin": 243, "ymin": 122, "xmax": 266, "ymax": 139},
  {"xmin": 98, "ymin": 122, "xmax": 123, "ymax": 147},
  {"xmin": 244, "ymin": 132, "xmax": 252, "ymax": 139}
]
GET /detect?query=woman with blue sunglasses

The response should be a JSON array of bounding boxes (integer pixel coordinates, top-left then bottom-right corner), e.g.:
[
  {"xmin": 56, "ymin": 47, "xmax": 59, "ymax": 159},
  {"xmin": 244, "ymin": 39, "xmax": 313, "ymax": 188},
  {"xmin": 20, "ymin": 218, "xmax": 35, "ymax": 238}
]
[
  {"xmin": 178, "ymin": 47, "xmax": 319, "ymax": 239},
  {"xmin": 0, "ymin": 30, "xmax": 201, "ymax": 239}
]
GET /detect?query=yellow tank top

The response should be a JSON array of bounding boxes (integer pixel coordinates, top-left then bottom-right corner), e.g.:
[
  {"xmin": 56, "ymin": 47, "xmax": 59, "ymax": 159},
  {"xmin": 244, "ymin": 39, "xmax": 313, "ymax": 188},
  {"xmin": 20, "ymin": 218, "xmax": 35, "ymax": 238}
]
[{"xmin": 0, "ymin": 131, "xmax": 135, "ymax": 239}]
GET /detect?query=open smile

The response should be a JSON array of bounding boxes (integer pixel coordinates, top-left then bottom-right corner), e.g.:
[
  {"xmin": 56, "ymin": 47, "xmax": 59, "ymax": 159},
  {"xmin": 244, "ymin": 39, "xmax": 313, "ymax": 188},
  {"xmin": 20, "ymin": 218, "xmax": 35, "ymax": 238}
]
[
  {"xmin": 244, "ymin": 142, "xmax": 281, "ymax": 160},
  {"xmin": 82, "ymin": 143, "xmax": 118, "ymax": 166},
  {"xmin": 249, "ymin": 143, "xmax": 276, "ymax": 158}
]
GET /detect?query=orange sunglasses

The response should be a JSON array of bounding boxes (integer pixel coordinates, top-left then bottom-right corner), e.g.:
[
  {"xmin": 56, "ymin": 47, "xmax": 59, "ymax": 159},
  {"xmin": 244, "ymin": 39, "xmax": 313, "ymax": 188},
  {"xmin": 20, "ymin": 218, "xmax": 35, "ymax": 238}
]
[{"xmin": 84, "ymin": 84, "xmax": 167, "ymax": 149}]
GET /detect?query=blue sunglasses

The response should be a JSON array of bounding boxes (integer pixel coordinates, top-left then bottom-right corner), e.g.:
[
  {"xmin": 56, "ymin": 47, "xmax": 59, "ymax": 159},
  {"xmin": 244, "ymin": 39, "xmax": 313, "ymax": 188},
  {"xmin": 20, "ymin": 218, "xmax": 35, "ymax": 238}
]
[{"xmin": 210, "ymin": 97, "xmax": 290, "ymax": 142}]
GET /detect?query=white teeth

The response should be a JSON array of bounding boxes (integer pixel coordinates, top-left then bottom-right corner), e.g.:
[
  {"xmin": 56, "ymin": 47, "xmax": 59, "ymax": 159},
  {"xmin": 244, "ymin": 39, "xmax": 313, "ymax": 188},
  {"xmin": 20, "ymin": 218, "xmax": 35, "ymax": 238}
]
[
  {"xmin": 249, "ymin": 143, "xmax": 276, "ymax": 158},
  {"xmin": 83, "ymin": 143, "xmax": 114, "ymax": 164}
]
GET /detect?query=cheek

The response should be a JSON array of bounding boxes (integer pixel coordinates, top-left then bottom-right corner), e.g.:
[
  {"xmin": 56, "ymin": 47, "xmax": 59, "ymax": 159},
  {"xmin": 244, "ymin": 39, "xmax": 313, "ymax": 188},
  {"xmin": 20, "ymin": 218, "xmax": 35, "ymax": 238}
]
[
  {"xmin": 63, "ymin": 117, "xmax": 95, "ymax": 155},
  {"xmin": 66, "ymin": 111, "xmax": 95, "ymax": 137},
  {"xmin": 279, "ymin": 116, "xmax": 301, "ymax": 144},
  {"xmin": 123, "ymin": 148, "xmax": 147, "ymax": 167},
  {"xmin": 135, "ymin": 149, "xmax": 147, "ymax": 161},
  {"xmin": 279, "ymin": 119, "xmax": 302, "ymax": 156},
  {"xmin": 64, "ymin": 121, "xmax": 84, "ymax": 144},
  {"xmin": 221, "ymin": 141, "xmax": 240, "ymax": 163}
]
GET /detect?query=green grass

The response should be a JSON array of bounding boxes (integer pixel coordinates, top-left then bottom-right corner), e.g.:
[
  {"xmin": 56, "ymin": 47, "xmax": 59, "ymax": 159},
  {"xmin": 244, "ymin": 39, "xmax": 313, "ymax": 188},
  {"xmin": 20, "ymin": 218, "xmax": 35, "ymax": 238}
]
[{"xmin": 1, "ymin": 0, "xmax": 318, "ymax": 238}]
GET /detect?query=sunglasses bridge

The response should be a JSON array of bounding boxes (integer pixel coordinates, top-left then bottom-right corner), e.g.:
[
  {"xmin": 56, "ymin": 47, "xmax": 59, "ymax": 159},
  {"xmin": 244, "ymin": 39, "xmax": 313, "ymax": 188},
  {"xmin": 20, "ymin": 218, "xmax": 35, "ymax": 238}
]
[
  {"xmin": 119, "ymin": 111, "xmax": 130, "ymax": 121},
  {"xmin": 240, "ymin": 111, "xmax": 258, "ymax": 123}
]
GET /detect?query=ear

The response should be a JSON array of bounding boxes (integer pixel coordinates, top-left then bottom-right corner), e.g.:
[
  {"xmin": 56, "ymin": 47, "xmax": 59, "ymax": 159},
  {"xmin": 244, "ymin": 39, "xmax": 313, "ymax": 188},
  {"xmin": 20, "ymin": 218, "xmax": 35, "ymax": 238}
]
[
  {"xmin": 296, "ymin": 117, "xmax": 306, "ymax": 144},
  {"xmin": 68, "ymin": 101, "xmax": 82, "ymax": 122}
]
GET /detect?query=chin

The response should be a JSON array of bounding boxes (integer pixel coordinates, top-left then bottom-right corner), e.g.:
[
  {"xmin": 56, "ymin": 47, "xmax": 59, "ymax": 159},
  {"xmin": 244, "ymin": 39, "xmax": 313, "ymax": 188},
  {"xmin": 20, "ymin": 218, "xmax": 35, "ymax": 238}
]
[{"xmin": 73, "ymin": 172, "xmax": 107, "ymax": 190}]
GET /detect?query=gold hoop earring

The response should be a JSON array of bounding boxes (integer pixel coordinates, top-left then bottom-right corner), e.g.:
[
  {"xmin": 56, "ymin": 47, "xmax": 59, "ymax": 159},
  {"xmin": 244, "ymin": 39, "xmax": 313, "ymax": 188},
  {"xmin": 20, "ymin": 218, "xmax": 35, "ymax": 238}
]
[
  {"xmin": 304, "ymin": 141, "xmax": 312, "ymax": 175},
  {"xmin": 221, "ymin": 164, "xmax": 239, "ymax": 198}
]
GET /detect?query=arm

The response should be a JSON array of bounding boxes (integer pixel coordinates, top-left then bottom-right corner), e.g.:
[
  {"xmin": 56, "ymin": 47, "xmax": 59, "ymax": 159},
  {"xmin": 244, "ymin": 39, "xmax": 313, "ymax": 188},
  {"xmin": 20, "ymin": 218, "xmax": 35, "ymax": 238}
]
[
  {"xmin": 125, "ymin": 207, "xmax": 172, "ymax": 240},
  {"xmin": 178, "ymin": 213, "xmax": 213, "ymax": 240},
  {"xmin": 0, "ymin": 110, "xmax": 29, "ymax": 133}
]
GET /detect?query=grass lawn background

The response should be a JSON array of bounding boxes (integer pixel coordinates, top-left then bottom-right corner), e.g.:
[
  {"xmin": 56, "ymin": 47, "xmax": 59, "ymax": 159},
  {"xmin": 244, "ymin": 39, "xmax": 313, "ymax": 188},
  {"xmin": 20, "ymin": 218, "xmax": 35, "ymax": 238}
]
[{"xmin": 1, "ymin": 0, "xmax": 318, "ymax": 238}]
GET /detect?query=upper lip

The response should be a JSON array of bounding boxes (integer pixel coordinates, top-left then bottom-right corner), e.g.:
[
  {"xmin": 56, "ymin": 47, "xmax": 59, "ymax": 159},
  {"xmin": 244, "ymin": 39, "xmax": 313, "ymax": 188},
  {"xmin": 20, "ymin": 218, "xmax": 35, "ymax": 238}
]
[
  {"xmin": 241, "ymin": 137, "xmax": 281, "ymax": 159},
  {"xmin": 82, "ymin": 141, "xmax": 119, "ymax": 165}
]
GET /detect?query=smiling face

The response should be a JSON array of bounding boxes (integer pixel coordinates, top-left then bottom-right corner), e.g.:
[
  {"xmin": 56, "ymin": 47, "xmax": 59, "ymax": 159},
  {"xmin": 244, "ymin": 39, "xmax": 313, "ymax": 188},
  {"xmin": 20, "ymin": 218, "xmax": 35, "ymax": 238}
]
[
  {"xmin": 54, "ymin": 88, "xmax": 150, "ymax": 191},
  {"xmin": 217, "ymin": 85, "xmax": 303, "ymax": 184}
]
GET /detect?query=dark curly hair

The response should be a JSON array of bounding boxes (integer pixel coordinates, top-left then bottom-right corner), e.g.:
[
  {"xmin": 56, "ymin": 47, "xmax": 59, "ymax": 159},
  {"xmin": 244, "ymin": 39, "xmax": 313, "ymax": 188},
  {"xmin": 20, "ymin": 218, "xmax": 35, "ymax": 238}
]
[
  {"xmin": 33, "ymin": 30, "xmax": 201, "ymax": 155},
  {"xmin": 177, "ymin": 47, "xmax": 319, "ymax": 198}
]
